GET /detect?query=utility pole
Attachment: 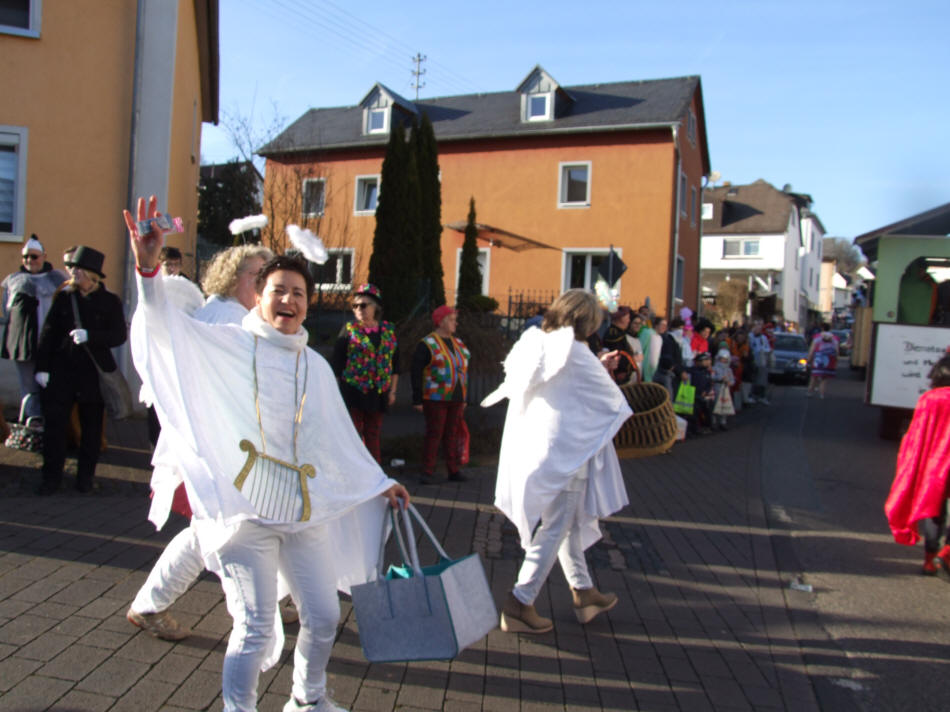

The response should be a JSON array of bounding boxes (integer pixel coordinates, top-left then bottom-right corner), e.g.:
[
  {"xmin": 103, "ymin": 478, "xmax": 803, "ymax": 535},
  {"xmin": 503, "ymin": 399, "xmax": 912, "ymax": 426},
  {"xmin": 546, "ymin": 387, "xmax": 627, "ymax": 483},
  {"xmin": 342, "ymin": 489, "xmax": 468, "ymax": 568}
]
[{"xmin": 411, "ymin": 52, "xmax": 426, "ymax": 100}]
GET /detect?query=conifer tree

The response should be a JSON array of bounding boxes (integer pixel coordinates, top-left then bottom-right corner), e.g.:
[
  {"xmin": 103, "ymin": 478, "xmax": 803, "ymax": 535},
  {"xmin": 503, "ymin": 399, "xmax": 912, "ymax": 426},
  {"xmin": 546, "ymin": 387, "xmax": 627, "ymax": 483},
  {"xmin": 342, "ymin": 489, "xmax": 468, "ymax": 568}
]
[
  {"xmin": 457, "ymin": 197, "xmax": 483, "ymax": 310},
  {"xmin": 415, "ymin": 114, "xmax": 446, "ymax": 306},
  {"xmin": 369, "ymin": 123, "xmax": 420, "ymax": 321}
]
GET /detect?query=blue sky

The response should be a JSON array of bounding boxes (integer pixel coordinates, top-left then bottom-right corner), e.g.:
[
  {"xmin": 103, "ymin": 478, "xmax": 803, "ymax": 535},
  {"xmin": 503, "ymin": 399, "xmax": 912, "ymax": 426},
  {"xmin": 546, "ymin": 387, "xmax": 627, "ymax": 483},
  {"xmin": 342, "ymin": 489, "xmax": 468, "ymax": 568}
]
[{"xmin": 201, "ymin": 0, "xmax": 950, "ymax": 240}]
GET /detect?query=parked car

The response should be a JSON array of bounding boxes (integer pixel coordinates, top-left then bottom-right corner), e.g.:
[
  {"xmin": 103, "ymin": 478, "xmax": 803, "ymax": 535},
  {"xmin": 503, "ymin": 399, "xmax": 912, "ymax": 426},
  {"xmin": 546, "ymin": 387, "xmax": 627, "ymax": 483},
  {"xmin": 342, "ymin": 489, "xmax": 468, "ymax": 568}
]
[
  {"xmin": 832, "ymin": 329, "xmax": 851, "ymax": 356},
  {"xmin": 768, "ymin": 334, "xmax": 810, "ymax": 384}
]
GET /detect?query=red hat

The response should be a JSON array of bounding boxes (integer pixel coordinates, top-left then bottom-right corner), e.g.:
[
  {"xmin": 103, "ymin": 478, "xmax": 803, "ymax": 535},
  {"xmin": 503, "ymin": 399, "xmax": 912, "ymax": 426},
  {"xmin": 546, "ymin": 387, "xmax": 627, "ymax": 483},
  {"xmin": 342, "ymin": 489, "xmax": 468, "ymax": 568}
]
[{"xmin": 432, "ymin": 305, "xmax": 456, "ymax": 326}]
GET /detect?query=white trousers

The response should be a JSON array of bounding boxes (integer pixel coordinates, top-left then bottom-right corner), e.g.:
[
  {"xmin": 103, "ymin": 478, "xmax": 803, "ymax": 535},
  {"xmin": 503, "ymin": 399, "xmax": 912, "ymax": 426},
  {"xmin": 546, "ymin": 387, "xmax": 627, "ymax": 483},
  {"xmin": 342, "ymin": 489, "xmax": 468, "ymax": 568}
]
[
  {"xmin": 131, "ymin": 525, "xmax": 205, "ymax": 614},
  {"xmin": 218, "ymin": 520, "xmax": 339, "ymax": 712},
  {"xmin": 512, "ymin": 471, "xmax": 594, "ymax": 606}
]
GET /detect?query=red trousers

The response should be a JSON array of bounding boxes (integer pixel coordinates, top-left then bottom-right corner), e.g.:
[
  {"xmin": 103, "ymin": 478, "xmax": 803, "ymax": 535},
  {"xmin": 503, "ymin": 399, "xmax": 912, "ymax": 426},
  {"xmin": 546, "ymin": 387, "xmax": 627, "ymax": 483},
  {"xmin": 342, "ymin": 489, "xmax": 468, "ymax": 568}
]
[
  {"xmin": 349, "ymin": 408, "xmax": 384, "ymax": 464},
  {"xmin": 422, "ymin": 400, "xmax": 465, "ymax": 475}
]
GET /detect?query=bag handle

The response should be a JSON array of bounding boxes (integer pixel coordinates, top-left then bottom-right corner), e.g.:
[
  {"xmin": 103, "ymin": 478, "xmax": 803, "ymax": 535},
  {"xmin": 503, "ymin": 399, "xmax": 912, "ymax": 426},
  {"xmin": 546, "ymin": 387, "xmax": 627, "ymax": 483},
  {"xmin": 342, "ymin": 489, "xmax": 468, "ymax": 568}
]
[
  {"xmin": 403, "ymin": 503, "xmax": 451, "ymax": 561},
  {"xmin": 70, "ymin": 293, "xmax": 106, "ymax": 375},
  {"xmin": 17, "ymin": 395, "xmax": 30, "ymax": 424},
  {"xmin": 377, "ymin": 502, "xmax": 452, "ymax": 578}
]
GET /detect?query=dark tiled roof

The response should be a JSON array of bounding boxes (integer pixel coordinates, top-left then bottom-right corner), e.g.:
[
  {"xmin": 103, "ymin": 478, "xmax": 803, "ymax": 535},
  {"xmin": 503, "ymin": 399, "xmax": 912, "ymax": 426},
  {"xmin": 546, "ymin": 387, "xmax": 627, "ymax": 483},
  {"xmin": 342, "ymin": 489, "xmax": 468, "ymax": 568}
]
[
  {"xmin": 259, "ymin": 75, "xmax": 702, "ymax": 156},
  {"xmin": 702, "ymin": 179, "xmax": 812, "ymax": 235},
  {"xmin": 853, "ymin": 201, "xmax": 950, "ymax": 261}
]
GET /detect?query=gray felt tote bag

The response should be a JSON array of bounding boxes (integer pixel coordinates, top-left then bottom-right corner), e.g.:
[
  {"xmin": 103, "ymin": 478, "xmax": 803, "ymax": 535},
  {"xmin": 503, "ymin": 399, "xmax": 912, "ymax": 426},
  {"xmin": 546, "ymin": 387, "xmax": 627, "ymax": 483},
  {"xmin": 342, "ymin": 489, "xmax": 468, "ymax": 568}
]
[{"xmin": 351, "ymin": 503, "xmax": 497, "ymax": 662}]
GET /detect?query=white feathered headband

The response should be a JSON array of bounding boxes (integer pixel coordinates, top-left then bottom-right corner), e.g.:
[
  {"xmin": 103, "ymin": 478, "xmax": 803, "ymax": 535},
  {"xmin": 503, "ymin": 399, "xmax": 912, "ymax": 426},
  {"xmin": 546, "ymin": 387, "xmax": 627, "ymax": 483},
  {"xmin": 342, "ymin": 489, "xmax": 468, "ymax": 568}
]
[
  {"xmin": 286, "ymin": 224, "xmax": 328, "ymax": 265},
  {"xmin": 228, "ymin": 214, "xmax": 268, "ymax": 236}
]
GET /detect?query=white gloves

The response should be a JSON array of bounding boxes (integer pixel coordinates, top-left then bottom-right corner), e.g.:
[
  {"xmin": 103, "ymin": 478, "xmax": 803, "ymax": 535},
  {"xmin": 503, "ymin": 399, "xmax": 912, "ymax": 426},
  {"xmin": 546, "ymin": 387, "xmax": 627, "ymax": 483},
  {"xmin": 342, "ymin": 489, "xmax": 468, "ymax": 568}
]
[
  {"xmin": 69, "ymin": 328, "xmax": 88, "ymax": 345},
  {"xmin": 35, "ymin": 371, "xmax": 50, "ymax": 388}
]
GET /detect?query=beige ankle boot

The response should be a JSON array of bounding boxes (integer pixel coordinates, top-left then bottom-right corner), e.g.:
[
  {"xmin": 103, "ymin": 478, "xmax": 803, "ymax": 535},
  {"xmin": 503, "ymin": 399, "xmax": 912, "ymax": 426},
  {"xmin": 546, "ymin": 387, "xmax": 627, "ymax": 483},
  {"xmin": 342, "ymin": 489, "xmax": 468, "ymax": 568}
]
[
  {"xmin": 571, "ymin": 587, "xmax": 618, "ymax": 624},
  {"xmin": 500, "ymin": 592, "xmax": 553, "ymax": 633}
]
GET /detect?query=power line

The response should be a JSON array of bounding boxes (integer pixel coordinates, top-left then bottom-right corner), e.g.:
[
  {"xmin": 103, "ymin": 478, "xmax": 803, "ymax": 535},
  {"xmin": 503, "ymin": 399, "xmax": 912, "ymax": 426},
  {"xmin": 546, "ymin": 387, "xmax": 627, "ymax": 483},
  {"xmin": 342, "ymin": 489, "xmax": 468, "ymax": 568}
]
[
  {"xmin": 268, "ymin": 0, "xmax": 415, "ymax": 82},
  {"xmin": 234, "ymin": 0, "xmax": 488, "ymax": 100},
  {"xmin": 311, "ymin": 0, "xmax": 479, "ymax": 89},
  {"xmin": 292, "ymin": 0, "xmax": 485, "ymax": 96}
]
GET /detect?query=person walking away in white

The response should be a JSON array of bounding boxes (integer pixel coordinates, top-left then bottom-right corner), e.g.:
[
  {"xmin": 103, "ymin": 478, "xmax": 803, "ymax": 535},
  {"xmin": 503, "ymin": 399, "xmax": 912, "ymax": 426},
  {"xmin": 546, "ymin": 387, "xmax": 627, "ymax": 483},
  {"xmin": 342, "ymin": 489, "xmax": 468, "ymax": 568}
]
[{"xmin": 483, "ymin": 289, "xmax": 632, "ymax": 633}]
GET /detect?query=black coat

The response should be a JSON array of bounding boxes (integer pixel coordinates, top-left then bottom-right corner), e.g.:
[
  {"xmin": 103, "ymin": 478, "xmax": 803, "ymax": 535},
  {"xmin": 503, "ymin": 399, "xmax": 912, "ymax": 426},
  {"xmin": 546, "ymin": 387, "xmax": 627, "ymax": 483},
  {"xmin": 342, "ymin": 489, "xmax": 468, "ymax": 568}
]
[
  {"xmin": 35, "ymin": 285, "xmax": 127, "ymax": 402},
  {"xmin": 660, "ymin": 332, "xmax": 683, "ymax": 370},
  {"xmin": 1, "ymin": 263, "xmax": 64, "ymax": 361}
]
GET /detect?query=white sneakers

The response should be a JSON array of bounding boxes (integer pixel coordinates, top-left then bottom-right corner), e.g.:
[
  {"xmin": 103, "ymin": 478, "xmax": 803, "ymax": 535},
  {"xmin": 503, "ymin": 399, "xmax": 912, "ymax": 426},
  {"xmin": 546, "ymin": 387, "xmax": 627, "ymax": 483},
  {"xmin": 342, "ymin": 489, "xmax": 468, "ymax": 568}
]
[{"xmin": 283, "ymin": 697, "xmax": 348, "ymax": 712}]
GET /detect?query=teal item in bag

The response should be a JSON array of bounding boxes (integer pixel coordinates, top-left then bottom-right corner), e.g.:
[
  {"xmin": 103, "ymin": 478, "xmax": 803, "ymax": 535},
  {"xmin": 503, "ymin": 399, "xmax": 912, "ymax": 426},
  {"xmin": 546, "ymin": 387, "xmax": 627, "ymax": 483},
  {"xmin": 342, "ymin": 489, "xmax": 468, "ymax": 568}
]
[{"xmin": 350, "ymin": 503, "xmax": 497, "ymax": 662}]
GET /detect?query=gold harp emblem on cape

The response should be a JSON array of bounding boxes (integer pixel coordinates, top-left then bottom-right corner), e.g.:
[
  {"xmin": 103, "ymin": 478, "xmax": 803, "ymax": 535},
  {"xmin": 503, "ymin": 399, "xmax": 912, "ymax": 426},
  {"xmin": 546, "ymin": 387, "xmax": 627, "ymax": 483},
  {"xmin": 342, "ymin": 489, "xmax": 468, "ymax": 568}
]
[{"xmin": 234, "ymin": 440, "xmax": 317, "ymax": 522}]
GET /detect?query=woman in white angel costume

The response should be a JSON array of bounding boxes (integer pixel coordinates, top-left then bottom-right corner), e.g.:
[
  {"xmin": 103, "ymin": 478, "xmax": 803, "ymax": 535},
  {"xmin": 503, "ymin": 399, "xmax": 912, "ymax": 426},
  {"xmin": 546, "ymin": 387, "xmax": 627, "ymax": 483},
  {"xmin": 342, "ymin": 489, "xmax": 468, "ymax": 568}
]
[
  {"xmin": 482, "ymin": 289, "xmax": 632, "ymax": 634},
  {"xmin": 124, "ymin": 196, "xmax": 409, "ymax": 712}
]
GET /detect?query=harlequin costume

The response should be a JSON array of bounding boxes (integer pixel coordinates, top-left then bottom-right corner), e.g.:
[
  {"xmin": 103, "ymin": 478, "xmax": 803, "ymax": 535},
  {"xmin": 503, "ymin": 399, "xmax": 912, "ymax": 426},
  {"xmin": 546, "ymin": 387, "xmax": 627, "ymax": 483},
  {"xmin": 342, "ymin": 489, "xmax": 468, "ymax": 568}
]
[
  {"xmin": 331, "ymin": 285, "xmax": 400, "ymax": 464},
  {"xmin": 410, "ymin": 306, "xmax": 470, "ymax": 481},
  {"xmin": 885, "ymin": 387, "xmax": 950, "ymax": 552}
]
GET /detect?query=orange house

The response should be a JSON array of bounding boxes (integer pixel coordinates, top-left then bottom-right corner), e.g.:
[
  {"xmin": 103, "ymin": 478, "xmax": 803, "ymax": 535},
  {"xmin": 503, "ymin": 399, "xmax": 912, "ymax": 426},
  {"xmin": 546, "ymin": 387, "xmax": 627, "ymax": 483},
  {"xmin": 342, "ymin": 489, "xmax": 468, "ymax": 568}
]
[{"xmin": 260, "ymin": 66, "xmax": 710, "ymax": 318}]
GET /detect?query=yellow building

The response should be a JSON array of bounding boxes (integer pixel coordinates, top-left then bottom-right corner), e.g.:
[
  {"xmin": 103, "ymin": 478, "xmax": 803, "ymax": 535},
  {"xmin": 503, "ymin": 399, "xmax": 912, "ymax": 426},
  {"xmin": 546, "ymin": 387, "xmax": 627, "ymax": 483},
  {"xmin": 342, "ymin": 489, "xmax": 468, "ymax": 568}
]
[{"xmin": 1, "ymin": 0, "xmax": 219, "ymax": 304}]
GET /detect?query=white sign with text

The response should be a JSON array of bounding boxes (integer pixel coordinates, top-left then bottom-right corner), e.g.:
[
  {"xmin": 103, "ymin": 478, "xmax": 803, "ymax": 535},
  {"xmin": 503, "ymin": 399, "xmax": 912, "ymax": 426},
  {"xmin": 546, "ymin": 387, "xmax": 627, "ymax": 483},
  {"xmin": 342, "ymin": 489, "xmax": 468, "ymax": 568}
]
[{"xmin": 870, "ymin": 323, "xmax": 950, "ymax": 409}]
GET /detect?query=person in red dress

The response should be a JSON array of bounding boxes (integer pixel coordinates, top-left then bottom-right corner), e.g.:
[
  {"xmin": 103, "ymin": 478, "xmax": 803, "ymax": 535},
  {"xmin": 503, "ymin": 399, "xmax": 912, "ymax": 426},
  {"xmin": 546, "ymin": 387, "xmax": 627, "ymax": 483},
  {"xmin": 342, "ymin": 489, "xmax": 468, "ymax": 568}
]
[{"xmin": 885, "ymin": 353, "xmax": 950, "ymax": 574}]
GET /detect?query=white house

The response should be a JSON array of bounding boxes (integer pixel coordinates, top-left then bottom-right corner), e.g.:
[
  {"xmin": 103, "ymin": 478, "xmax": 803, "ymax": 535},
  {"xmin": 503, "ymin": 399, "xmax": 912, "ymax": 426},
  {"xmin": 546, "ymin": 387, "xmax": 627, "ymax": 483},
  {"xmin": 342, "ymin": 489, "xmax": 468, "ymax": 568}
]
[{"xmin": 700, "ymin": 179, "xmax": 825, "ymax": 326}]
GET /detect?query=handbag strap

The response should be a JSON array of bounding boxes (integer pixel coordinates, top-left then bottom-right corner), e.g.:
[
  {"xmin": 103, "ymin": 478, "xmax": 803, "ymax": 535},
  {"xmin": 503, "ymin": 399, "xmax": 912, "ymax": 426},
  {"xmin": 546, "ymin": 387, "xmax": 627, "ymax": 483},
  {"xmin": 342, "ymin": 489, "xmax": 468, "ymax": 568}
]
[
  {"xmin": 378, "ymin": 502, "xmax": 451, "ymax": 578},
  {"xmin": 405, "ymin": 504, "xmax": 451, "ymax": 561},
  {"xmin": 70, "ymin": 292, "xmax": 105, "ymax": 375}
]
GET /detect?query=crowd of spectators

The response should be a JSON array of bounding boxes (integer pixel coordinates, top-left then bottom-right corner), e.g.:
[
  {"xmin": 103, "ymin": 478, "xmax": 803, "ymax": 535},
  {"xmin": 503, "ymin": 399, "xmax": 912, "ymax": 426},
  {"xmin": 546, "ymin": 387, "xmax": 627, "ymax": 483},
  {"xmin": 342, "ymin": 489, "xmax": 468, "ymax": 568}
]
[{"xmin": 585, "ymin": 303, "xmax": 828, "ymax": 439}]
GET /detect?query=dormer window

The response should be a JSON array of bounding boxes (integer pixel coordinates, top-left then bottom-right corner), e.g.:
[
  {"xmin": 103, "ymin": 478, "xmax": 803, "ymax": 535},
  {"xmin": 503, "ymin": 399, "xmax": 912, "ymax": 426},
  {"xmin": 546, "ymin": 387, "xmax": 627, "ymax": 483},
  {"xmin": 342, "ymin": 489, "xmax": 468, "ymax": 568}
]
[
  {"xmin": 366, "ymin": 108, "xmax": 388, "ymax": 134},
  {"xmin": 517, "ymin": 65, "xmax": 573, "ymax": 124},
  {"xmin": 527, "ymin": 93, "xmax": 552, "ymax": 121},
  {"xmin": 359, "ymin": 83, "xmax": 417, "ymax": 136}
]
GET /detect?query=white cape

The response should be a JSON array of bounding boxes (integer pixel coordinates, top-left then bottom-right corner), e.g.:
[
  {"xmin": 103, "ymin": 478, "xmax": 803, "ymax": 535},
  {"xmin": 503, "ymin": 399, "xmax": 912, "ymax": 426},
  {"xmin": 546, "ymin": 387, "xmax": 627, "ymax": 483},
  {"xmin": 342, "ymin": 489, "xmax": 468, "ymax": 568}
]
[
  {"xmin": 482, "ymin": 327, "xmax": 632, "ymax": 551},
  {"xmin": 131, "ymin": 274, "xmax": 393, "ymax": 588}
]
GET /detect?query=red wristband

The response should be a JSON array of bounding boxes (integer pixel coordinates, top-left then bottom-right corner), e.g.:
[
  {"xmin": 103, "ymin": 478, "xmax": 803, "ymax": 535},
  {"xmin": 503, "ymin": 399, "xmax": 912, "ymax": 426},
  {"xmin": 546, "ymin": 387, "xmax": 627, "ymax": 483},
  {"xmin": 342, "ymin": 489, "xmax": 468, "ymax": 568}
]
[{"xmin": 136, "ymin": 263, "xmax": 161, "ymax": 278}]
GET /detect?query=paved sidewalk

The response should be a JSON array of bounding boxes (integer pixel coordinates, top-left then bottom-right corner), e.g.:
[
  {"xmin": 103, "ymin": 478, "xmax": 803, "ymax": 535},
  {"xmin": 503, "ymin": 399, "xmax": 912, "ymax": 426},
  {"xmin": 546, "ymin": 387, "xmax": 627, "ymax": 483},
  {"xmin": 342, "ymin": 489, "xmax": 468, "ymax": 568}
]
[{"xmin": 0, "ymin": 393, "xmax": 834, "ymax": 711}]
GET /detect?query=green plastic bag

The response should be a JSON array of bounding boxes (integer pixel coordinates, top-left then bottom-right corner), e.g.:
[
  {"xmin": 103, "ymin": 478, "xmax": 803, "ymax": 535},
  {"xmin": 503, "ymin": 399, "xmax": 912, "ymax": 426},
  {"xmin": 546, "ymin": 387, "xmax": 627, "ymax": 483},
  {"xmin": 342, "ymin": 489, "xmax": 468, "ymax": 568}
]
[{"xmin": 673, "ymin": 382, "xmax": 696, "ymax": 415}]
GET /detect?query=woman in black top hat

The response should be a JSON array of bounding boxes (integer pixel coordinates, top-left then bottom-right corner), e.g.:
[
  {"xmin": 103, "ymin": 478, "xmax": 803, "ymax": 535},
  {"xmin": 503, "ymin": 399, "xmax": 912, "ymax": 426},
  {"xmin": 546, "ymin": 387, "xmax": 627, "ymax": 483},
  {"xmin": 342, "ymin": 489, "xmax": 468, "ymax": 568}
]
[{"xmin": 34, "ymin": 246, "xmax": 127, "ymax": 495}]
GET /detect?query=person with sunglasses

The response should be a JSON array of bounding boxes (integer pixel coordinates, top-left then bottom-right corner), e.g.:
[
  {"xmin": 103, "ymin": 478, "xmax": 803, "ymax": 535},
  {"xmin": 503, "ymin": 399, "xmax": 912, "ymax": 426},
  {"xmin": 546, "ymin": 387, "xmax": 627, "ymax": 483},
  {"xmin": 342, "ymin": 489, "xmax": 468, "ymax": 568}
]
[
  {"xmin": 1, "ymin": 235, "xmax": 67, "ymax": 422},
  {"xmin": 331, "ymin": 284, "xmax": 399, "ymax": 464}
]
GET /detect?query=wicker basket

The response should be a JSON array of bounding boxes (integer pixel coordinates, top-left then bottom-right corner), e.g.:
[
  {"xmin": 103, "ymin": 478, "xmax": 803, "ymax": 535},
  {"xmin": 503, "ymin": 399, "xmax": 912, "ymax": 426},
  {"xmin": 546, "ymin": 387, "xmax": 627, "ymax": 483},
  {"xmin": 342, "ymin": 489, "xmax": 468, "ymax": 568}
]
[{"xmin": 613, "ymin": 382, "xmax": 678, "ymax": 458}]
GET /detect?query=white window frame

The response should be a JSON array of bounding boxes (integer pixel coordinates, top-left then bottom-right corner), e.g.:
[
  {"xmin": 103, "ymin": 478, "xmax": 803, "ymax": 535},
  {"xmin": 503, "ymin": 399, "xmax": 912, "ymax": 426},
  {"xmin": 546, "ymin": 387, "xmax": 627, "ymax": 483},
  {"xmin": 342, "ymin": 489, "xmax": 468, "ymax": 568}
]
[
  {"xmin": 455, "ymin": 246, "xmax": 490, "ymax": 296},
  {"xmin": 353, "ymin": 175, "xmax": 379, "ymax": 215},
  {"xmin": 561, "ymin": 248, "xmax": 621, "ymax": 292},
  {"xmin": 301, "ymin": 177, "xmax": 326, "ymax": 218},
  {"xmin": 365, "ymin": 107, "xmax": 389, "ymax": 135},
  {"xmin": 690, "ymin": 186, "xmax": 697, "ymax": 227},
  {"xmin": 722, "ymin": 238, "xmax": 761, "ymax": 258},
  {"xmin": 525, "ymin": 92, "xmax": 553, "ymax": 122},
  {"xmin": 0, "ymin": 0, "xmax": 41, "ymax": 38},
  {"xmin": 702, "ymin": 202, "xmax": 713, "ymax": 221},
  {"xmin": 0, "ymin": 125, "xmax": 28, "ymax": 242},
  {"xmin": 557, "ymin": 161, "xmax": 591, "ymax": 208},
  {"xmin": 311, "ymin": 247, "xmax": 354, "ymax": 292}
]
